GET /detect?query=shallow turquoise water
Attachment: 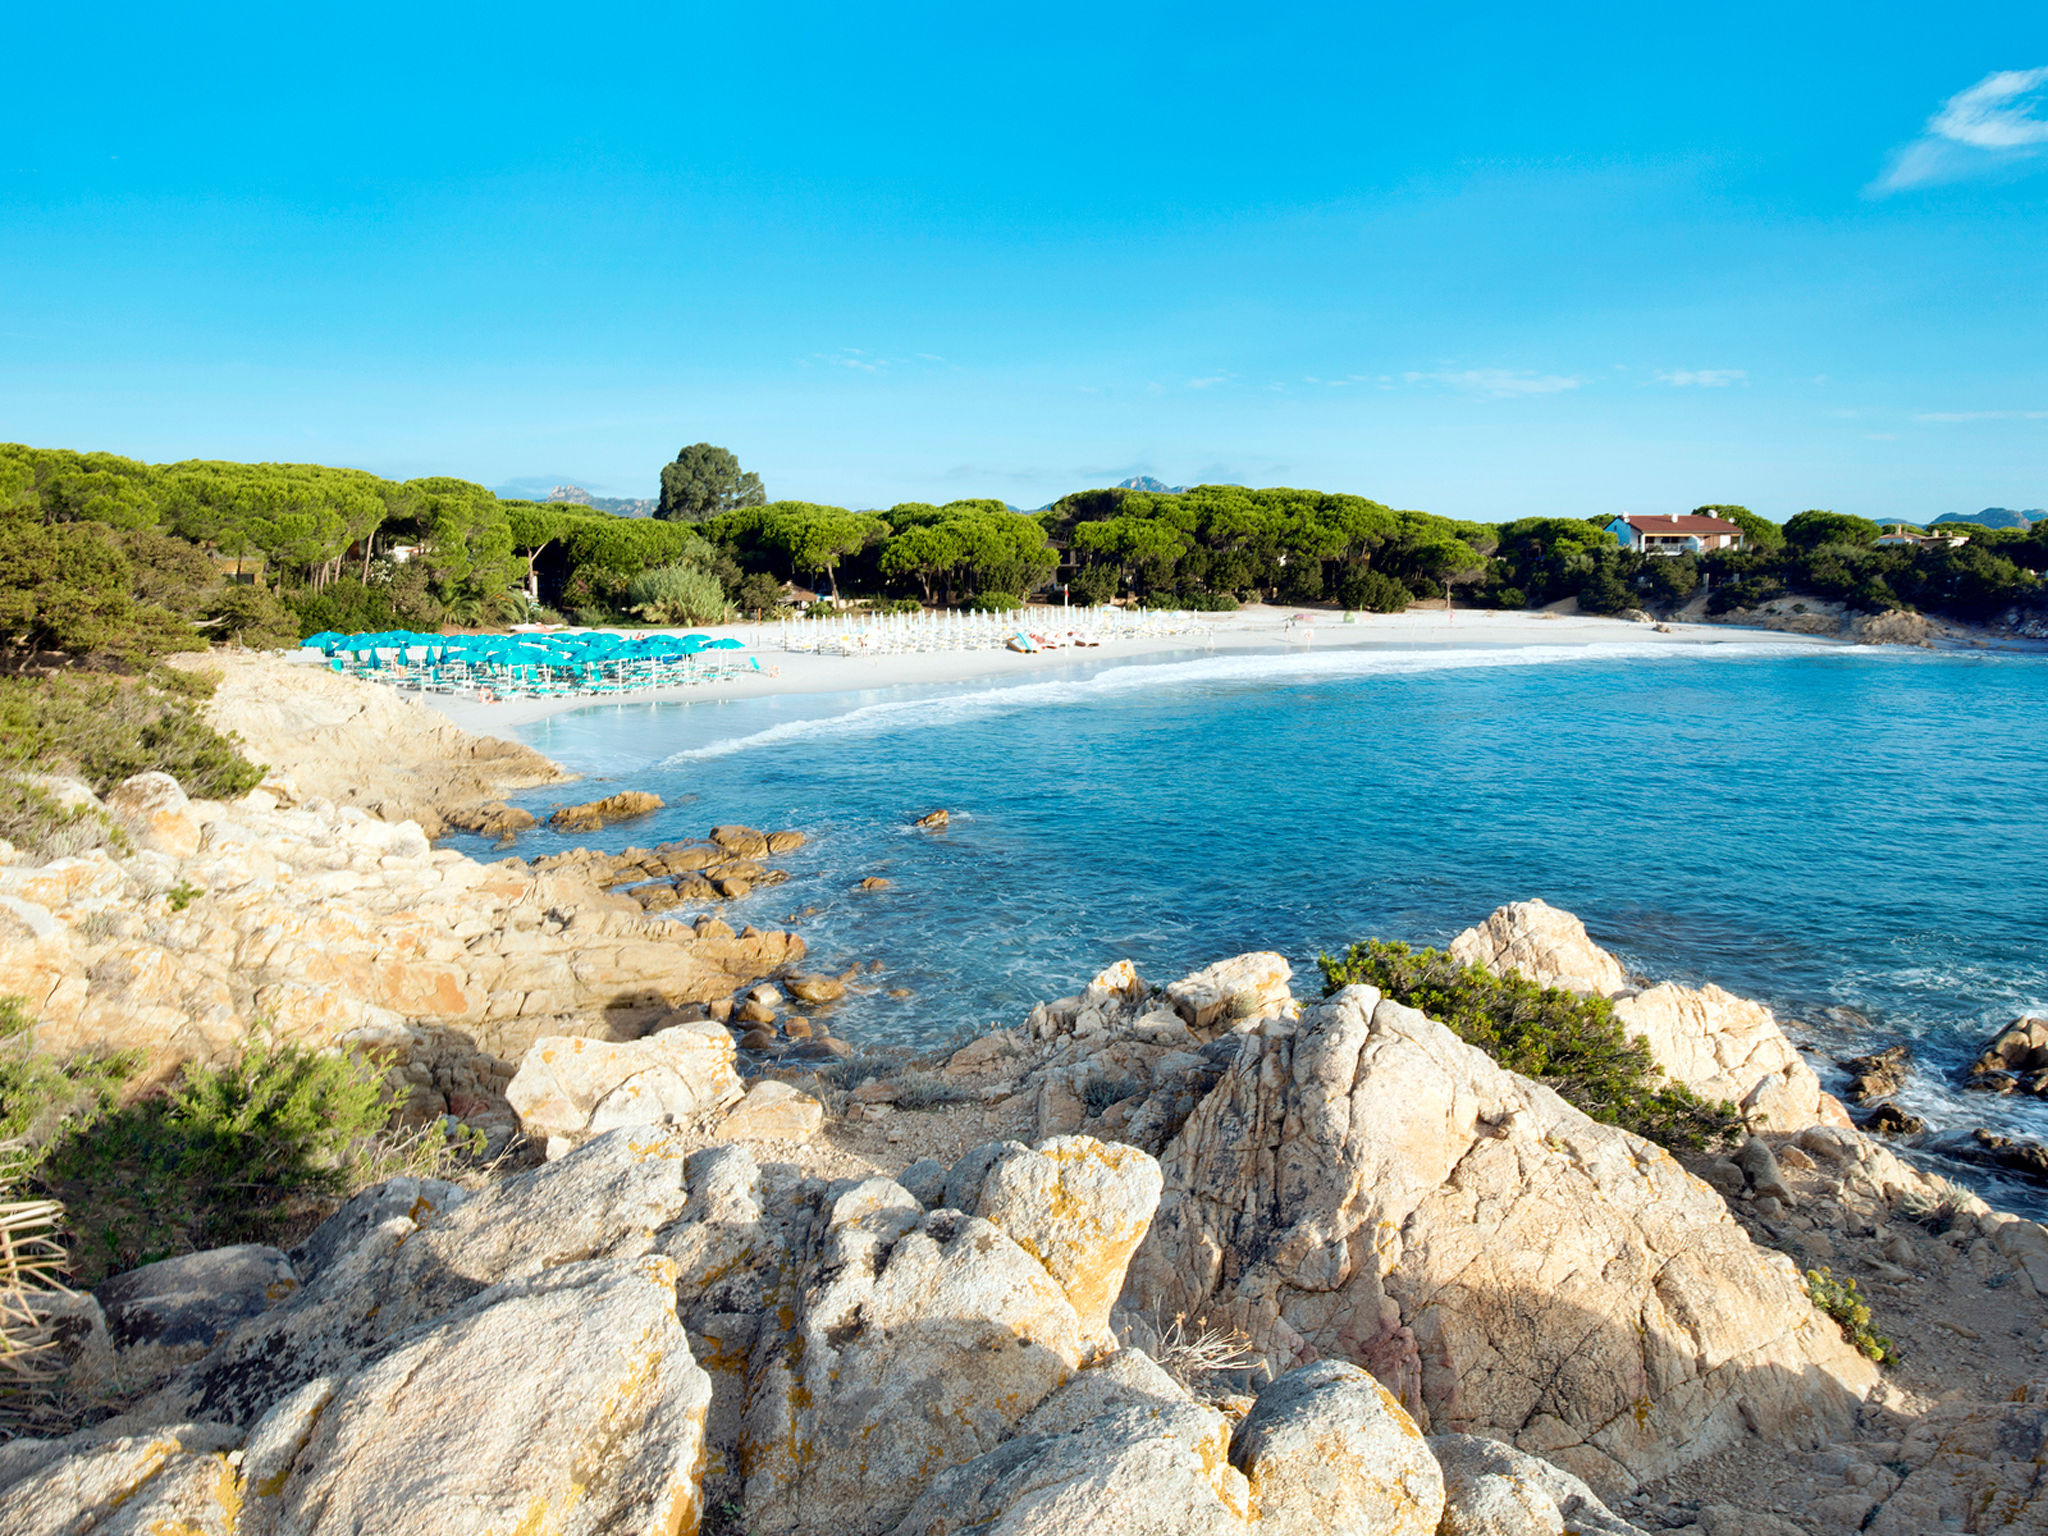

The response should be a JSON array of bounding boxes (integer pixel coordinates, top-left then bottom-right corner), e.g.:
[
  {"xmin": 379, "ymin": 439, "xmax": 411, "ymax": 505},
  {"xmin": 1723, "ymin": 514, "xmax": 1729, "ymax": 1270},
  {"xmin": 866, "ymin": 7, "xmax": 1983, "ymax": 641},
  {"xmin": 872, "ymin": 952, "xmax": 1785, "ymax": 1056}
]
[{"xmin": 449, "ymin": 640, "xmax": 2048, "ymax": 1171}]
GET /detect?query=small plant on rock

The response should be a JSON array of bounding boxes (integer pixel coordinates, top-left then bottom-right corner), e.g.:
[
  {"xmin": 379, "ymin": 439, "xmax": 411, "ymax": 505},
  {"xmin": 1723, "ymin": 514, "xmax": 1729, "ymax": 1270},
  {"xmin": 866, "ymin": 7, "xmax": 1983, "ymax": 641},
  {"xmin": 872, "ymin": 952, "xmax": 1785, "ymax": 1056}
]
[
  {"xmin": 1155, "ymin": 1311, "xmax": 1259, "ymax": 1398},
  {"xmin": 0, "ymin": 778, "xmax": 128, "ymax": 864},
  {"xmin": 348, "ymin": 1117, "xmax": 494, "ymax": 1187},
  {"xmin": 1805, "ymin": 1267, "xmax": 1897, "ymax": 1364},
  {"xmin": 1896, "ymin": 1174, "xmax": 1972, "ymax": 1233},
  {"xmin": 890, "ymin": 1068, "xmax": 976, "ymax": 1111},
  {"xmin": 1082, "ymin": 1076, "xmax": 1145, "ymax": 1114}
]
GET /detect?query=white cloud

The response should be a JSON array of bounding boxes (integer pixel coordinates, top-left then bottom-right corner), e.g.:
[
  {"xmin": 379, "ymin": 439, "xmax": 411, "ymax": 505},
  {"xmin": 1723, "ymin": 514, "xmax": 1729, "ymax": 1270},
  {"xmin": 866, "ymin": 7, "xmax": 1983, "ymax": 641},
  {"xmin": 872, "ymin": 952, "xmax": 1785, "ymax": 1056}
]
[
  {"xmin": 1404, "ymin": 368, "xmax": 1581, "ymax": 398},
  {"xmin": 1655, "ymin": 368, "xmax": 1747, "ymax": 387},
  {"xmin": 1186, "ymin": 375, "xmax": 1232, "ymax": 389},
  {"xmin": 1871, "ymin": 67, "xmax": 2048, "ymax": 193},
  {"xmin": 1913, "ymin": 409, "xmax": 2048, "ymax": 422}
]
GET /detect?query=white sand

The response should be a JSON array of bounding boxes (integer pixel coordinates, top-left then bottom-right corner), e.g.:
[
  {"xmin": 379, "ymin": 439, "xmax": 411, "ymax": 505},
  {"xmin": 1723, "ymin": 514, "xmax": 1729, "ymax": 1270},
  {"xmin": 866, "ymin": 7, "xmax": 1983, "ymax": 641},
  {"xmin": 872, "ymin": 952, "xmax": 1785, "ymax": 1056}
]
[{"xmin": 406, "ymin": 603, "xmax": 1837, "ymax": 734}]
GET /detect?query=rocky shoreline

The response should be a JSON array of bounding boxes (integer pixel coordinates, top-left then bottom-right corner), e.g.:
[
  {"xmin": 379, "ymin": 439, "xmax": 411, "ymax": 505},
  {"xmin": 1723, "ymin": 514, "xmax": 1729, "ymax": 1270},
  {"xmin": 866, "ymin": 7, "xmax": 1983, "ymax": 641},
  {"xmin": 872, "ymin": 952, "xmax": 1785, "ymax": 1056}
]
[
  {"xmin": 173, "ymin": 650, "xmax": 573, "ymax": 838},
  {"xmin": 6, "ymin": 666, "xmax": 2048, "ymax": 1534}
]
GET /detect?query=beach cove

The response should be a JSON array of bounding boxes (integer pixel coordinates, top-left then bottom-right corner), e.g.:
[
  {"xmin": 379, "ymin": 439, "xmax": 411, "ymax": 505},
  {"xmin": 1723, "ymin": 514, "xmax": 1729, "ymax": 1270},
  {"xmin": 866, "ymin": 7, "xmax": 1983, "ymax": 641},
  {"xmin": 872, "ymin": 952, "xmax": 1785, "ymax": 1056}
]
[
  {"xmin": 417, "ymin": 610, "xmax": 2048, "ymax": 1199},
  {"xmin": 10, "ymin": 616, "xmax": 2048, "ymax": 1534}
]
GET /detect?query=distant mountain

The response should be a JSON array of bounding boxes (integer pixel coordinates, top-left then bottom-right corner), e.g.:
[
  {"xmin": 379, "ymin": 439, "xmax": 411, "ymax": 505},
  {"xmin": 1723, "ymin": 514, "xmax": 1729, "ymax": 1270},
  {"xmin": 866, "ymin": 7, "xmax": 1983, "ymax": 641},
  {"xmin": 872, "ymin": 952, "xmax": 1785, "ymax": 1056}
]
[
  {"xmin": 1934, "ymin": 508, "xmax": 2044, "ymax": 530},
  {"xmin": 546, "ymin": 485, "xmax": 657, "ymax": 518},
  {"xmin": 1117, "ymin": 476, "xmax": 1185, "ymax": 494}
]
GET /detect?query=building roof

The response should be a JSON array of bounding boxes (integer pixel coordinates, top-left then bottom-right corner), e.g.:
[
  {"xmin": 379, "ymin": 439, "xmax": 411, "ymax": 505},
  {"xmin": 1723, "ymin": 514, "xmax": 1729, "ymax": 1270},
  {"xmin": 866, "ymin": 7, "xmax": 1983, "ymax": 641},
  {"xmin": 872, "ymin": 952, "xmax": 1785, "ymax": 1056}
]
[{"xmin": 1611, "ymin": 513, "xmax": 1744, "ymax": 535}]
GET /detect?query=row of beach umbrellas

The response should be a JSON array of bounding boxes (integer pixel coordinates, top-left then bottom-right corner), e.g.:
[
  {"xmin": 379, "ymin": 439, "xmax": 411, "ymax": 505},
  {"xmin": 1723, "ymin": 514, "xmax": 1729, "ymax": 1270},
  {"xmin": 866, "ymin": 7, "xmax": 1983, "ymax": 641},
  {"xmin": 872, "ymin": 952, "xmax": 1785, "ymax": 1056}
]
[{"xmin": 300, "ymin": 629, "xmax": 751, "ymax": 698}]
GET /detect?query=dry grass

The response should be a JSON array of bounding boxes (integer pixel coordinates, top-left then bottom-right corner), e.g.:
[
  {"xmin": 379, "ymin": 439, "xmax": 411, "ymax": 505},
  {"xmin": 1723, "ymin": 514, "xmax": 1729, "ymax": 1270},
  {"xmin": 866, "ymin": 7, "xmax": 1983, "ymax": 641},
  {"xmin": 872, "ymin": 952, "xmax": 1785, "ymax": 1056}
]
[{"xmin": 1155, "ymin": 1311, "xmax": 1259, "ymax": 1395}]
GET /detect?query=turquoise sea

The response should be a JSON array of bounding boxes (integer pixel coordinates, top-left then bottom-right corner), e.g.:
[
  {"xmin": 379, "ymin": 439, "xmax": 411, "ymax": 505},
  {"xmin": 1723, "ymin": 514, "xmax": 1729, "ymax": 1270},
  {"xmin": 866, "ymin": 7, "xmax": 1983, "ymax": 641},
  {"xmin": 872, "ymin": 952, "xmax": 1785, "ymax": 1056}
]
[{"xmin": 447, "ymin": 640, "xmax": 2048, "ymax": 1189}]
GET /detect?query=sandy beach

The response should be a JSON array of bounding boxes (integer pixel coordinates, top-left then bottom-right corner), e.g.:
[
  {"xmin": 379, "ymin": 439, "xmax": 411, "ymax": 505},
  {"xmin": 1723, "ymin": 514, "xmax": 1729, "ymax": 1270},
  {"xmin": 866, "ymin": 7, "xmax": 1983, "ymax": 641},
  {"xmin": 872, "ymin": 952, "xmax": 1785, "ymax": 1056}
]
[{"xmin": 399, "ymin": 603, "xmax": 1840, "ymax": 733}]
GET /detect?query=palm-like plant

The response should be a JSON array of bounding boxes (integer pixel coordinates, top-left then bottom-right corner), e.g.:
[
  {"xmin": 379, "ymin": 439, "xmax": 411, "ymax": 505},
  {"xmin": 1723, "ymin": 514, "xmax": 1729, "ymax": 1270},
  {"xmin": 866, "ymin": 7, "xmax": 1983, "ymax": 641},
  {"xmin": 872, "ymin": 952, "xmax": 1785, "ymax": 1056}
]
[{"xmin": 0, "ymin": 1150, "xmax": 65, "ymax": 1384}]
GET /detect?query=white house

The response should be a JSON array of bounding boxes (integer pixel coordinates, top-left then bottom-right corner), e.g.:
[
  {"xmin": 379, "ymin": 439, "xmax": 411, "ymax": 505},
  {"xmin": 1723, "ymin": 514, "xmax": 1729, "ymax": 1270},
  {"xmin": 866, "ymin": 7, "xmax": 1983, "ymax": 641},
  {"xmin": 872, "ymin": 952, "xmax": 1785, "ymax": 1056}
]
[
  {"xmin": 1875, "ymin": 524, "xmax": 1969, "ymax": 549},
  {"xmin": 1605, "ymin": 512, "xmax": 1744, "ymax": 556}
]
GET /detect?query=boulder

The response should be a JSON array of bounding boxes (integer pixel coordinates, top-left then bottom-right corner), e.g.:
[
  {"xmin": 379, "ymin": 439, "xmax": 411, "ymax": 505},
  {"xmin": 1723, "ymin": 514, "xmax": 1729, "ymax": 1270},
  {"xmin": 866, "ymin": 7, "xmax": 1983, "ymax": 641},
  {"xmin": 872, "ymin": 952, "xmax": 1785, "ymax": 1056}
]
[
  {"xmin": 255, "ymin": 1255, "xmax": 710, "ymax": 1536},
  {"xmin": 915, "ymin": 809, "xmax": 949, "ymax": 830},
  {"xmin": 739, "ymin": 1191, "xmax": 1087, "ymax": 1535},
  {"xmin": 1429, "ymin": 1433, "xmax": 1648, "ymax": 1536},
  {"xmin": 1015, "ymin": 1346, "xmax": 1191, "ymax": 1436},
  {"xmin": 104, "ymin": 771, "xmax": 202, "ymax": 857},
  {"xmin": 1450, "ymin": 900, "xmax": 1845, "ymax": 1132},
  {"xmin": 1118, "ymin": 986, "xmax": 1878, "ymax": 1496},
  {"xmin": 1230, "ymin": 1361, "xmax": 1443, "ymax": 1536},
  {"xmin": 1612, "ymin": 982, "xmax": 1842, "ymax": 1130},
  {"xmin": 975, "ymin": 1136, "xmax": 1164, "ymax": 1340},
  {"xmin": 447, "ymin": 799, "xmax": 538, "ymax": 838},
  {"xmin": 1448, "ymin": 899, "xmax": 1630, "ymax": 998},
  {"xmin": 1953, "ymin": 1129, "xmax": 2048, "ymax": 1183},
  {"xmin": 549, "ymin": 790, "xmax": 664, "ymax": 831},
  {"xmin": 1859, "ymin": 1101, "xmax": 1925, "ymax": 1136},
  {"xmin": 0, "ymin": 1422, "xmax": 244, "ymax": 1535},
  {"xmin": 137, "ymin": 1126, "xmax": 694, "ymax": 1430},
  {"xmin": 1734, "ymin": 1136, "xmax": 1795, "ymax": 1204},
  {"xmin": 1838, "ymin": 1043, "xmax": 1911, "ymax": 1102},
  {"xmin": 288, "ymin": 1176, "xmax": 469, "ymax": 1282},
  {"xmin": 720, "ymin": 1080, "xmax": 825, "ymax": 1142},
  {"xmin": 1089, "ymin": 958, "xmax": 1146, "ymax": 999},
  {"xmin": 1965, "ymin": 1015, "xmax": 2048, "ymax": 1095},
  {"xmin": 886, "ymin": 1400, "xmax": 1251, "ymax": 1536},
  {"xmin": 786, "ymin": 971, "xmax": 847, "ymax": 1005},
  {"xmin": 739, "ymin": 1137, "xmax": 1165, "ymax": 1536},
  {"xmin": 95, "ymin": 1243, "xmax": 298, "ymax": 1353},
  {"xmin": 505, "ymin": 1021, "xmax": 744, "ymax": 1153},
  {"xmin": 1163, "ymin": 952, "xmax": 1294, "ymax": 1032},
  {"xmin": 767, "ymin": 830, "xmax": 807, "ymax": 854},
  {"xmin": 710, "ymin": 824, "xmax": 771, "ymax": 858}
]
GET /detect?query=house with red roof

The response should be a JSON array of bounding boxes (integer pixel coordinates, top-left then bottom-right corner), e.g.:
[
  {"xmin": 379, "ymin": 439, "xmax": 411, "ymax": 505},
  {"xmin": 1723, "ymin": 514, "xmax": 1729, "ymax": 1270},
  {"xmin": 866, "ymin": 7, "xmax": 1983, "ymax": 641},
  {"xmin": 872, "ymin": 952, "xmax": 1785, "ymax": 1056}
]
[{"xmin": 1604, "ymin": 512, "xmax": 1745, "ymax": 556}]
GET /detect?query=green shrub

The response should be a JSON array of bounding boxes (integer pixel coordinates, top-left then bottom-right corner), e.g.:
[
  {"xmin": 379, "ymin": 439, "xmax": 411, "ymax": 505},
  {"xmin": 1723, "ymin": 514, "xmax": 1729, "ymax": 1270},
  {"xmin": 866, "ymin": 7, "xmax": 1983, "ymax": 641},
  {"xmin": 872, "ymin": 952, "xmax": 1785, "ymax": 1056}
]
[
  {"xmin": 1806, "ymin": 1267, "xmax": 1896, "ymax": 1364},
  {"xmin": 205, "ymin": 585, "xmax": 300, "ymax": 649},
  {"xmin": 0, "ymin": 998, "xmax": 133, "ymax": 1152},
  {"xmin": 627, "ymin": 563, "xmax": 733, "ymax": 625},
  {"xmin": 962, "ymin": 591, "xmax": 1023, "ymax": 612},
  {"xmin": 285, "ymin": 567, "xmax": 445, "ymax": 640},
  {"xmin": 1317, "ymin": 940, "xmax": 1744, "ymax": 1152},
  {"xmin": 165, "ymin": 1042, "xmax": 387, "ymax": 1191},
  {"xmin": 0, "ymin": 777, "xmax": 127, "ymax": 863},
  {"xmin": 1068, "ymin": 564, "xmax": 1120, "ymax": 605},
  {"xmin": 37, "ymin": 1041, "xmax": 393, "ymax": 1284},
  {"xmin": 734, "ymin": 571, "xmax": 789, "ymax": 615},
  {"xmin": 0, "ymin": 675, "xmax": 262, "ymax": 799},
  {"xmin": 1342, "ymin": 569, "xmax": 1412, "ymax": 613}
]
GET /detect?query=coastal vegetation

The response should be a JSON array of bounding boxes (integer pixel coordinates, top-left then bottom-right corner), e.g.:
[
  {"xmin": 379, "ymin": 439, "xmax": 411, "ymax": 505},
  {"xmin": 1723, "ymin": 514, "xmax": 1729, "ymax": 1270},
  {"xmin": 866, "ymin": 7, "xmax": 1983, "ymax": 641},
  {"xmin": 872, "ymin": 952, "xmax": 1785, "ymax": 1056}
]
[
  {"xmin": 0, "ymin": 996, "xmax": 476, "ymax": 1287},
  {"xmin": 1318, "ymin": 939, "xmax": 1746, "ymax": 1151},
  {"xmin": 5, "ymin": 441, "xmax": 2045, "ymax": 660}
]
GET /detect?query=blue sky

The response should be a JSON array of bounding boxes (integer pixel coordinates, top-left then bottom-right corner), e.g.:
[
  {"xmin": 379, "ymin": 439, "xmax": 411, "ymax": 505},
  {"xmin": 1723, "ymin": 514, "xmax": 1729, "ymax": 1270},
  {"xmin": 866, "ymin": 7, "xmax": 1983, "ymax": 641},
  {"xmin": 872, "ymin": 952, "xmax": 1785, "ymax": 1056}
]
[{"xmin": 4, "ymin": 3, "xmax": 2045, "ymax": 520}]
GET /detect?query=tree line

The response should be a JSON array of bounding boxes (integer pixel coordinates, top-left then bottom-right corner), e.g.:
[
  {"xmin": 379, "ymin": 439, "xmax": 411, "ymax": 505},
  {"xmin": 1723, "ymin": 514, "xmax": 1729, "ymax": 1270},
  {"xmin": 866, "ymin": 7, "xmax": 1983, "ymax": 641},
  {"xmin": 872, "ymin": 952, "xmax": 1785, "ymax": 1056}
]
[{"xmin": 5, "ymin": 441, "xmax": 2044, "ymax": 672}]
